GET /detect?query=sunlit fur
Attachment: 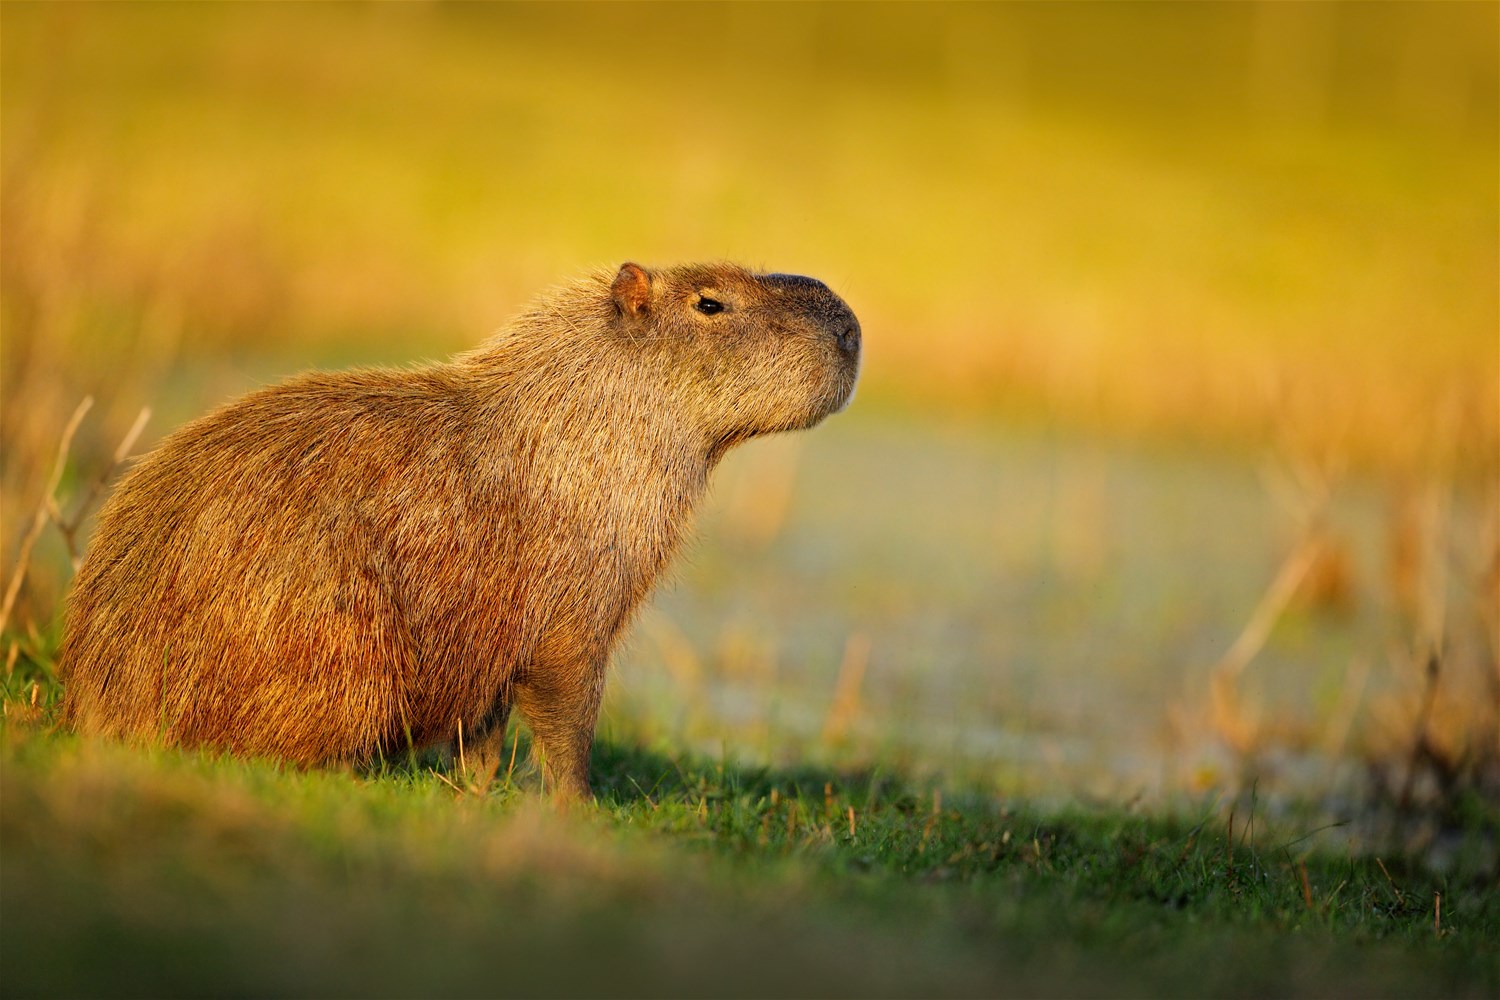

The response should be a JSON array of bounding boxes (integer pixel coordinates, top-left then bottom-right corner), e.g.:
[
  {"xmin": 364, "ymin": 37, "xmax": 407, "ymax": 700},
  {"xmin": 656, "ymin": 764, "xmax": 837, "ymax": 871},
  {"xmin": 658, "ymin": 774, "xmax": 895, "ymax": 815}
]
[{"xmin": 59, "ymin": 261, "xmax": 861, "ymax": 796}]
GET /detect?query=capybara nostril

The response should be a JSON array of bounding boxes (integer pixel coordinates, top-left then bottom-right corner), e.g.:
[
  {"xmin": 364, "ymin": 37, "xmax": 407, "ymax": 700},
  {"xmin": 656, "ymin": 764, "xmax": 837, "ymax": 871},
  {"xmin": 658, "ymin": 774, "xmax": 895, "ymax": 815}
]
[{"xmin": 838, "ymin": 324, "xmax": 860, "ymax": 354}]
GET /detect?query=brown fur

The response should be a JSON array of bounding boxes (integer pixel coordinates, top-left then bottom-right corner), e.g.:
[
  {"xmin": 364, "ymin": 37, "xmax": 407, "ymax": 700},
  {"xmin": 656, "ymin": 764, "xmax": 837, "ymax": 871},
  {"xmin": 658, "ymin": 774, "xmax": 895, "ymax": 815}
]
[{"xmin": 58, "ymin": 262, "xmax": 860, "ymax": 797}]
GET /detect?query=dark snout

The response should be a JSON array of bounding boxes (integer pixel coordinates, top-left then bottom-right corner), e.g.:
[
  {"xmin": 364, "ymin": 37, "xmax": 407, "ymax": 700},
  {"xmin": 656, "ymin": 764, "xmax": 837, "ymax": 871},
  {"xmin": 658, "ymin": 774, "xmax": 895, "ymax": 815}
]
[
  {"xmin": 763, "ymin": 272, "xmax": 862, "ymax": 361},
  {"xmin": 820, "ymin": 297, "xmax": 861, "ymax": 369}
]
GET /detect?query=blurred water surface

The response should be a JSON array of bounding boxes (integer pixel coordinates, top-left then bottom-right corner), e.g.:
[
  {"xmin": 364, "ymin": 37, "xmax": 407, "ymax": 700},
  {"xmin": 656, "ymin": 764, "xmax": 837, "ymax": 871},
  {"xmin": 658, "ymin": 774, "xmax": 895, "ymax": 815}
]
[{"xmin": 615, "ymin": 411, "xmax": 1492, "ymax": 802}]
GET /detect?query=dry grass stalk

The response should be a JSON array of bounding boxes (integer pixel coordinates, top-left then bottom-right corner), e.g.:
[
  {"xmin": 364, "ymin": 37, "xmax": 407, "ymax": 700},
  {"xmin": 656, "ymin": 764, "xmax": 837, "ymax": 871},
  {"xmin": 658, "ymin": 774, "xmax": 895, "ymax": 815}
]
[
  {"xmin": 505, "ymin": 725, "xmax": 521, "ymax": 785},
  {"xmin": 431, "ymin": 769, "xmax": 465, "ymax": 798},
  {"xmin": 821, "ymin": 632, "xmax": 870, "ymax": 746},
  {"xmin": 919, "ymin": 789, "xmax": 943, "ymax": 854},
  {"xmin": 456, "ymin": 717, "xmax": 468, "ymax": 783},
  {"xmin": 0, "ymin": 397, "xmax": 92, "ymax": 635},
  {"xmin": 1209, "ymin": 533, "xmax": 1322, "ymax": 754},
  {"xmin": 1388, "ymin": 483, "xmax": 1428, "ymax": 623},
  {"xmin": 1410, "ymin": 478, "xmax": 1452, "ymax": 653},
  {"xmin": 1, "ymin": 398, "xmax": 151, "ymax": 635},
  {"xmin": 1226, "ymin": 807, "xmax": 1236, "ymax": 881},
  {"xmin": 1396, "ymin": 651, "xmax": 1444, "ymax": 812},
  {"xmin": 1320, "ymin": 656, "xmax": 1372, "ymax": 757},
  {"xmin": 52, "ymin": 406, "xmax": 151, "ymax": 571},
  {"xmin": 1482, "ymin": 489, "xmax": 1500, "ymax": 651},
  {"xmin": 1202, "ymin": 445, "xmax": 1354, "ymax": 756},
  {"xmin": 1374, "ymin": 857, "xmax": 1406, "ymax": 906},
  {"xmin": 1362, "ymin": 463, "xmax": 1499, "ymax": 830}
]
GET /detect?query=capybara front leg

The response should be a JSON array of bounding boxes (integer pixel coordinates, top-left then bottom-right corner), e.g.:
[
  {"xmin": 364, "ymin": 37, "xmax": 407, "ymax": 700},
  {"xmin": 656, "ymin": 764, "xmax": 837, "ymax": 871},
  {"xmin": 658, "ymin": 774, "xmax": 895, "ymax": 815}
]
[{"xmin": 512, "ymin": 668, "xmax": 603, "ymax": 801}]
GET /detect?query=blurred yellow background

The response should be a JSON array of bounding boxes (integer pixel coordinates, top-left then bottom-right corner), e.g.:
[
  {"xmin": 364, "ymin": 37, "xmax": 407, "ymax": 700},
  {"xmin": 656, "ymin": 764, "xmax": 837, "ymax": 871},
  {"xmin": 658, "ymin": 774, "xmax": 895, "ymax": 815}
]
[
  {"xmin": 2, "ymin": 2, "xmax": 1497, "ymax": 795},
  {"xmin": 5, "ymin": 2, "xmax": 1495, "ymax": 469}
]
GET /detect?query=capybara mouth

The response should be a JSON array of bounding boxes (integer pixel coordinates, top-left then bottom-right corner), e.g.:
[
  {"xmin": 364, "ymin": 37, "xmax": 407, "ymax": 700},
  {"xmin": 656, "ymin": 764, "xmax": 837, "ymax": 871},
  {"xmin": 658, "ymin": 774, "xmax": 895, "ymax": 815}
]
[{"xmin": 822, "ymin": 334, "xmax": 862, "ymax": 417}]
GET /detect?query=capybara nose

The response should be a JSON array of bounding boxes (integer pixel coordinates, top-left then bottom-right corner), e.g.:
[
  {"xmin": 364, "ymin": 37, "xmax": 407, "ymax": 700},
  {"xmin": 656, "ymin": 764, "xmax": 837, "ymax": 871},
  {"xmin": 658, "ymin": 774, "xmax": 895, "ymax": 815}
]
[{"xmin": 838, "ymin": 323, "xmax": 860, "ymax": 355}]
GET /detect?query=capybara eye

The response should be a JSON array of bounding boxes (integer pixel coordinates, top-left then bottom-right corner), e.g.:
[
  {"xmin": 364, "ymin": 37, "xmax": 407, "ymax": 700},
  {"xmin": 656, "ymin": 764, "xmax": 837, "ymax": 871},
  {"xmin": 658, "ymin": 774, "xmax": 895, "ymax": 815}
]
[{"xmin": 695, "ymin": 296, "xmax": 724, "ymax": 316}]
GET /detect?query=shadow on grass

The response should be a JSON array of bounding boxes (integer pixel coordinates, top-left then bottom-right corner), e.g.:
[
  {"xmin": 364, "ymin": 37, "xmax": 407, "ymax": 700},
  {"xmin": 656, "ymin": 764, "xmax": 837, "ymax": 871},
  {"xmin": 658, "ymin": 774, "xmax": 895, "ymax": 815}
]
[
  {"xmin": 381, "ymin": 726, "xmax": 925, "ymax": 811},
  {"xmin": 590, "ymin": 736, "xmax": 906, "ymax": 810}
]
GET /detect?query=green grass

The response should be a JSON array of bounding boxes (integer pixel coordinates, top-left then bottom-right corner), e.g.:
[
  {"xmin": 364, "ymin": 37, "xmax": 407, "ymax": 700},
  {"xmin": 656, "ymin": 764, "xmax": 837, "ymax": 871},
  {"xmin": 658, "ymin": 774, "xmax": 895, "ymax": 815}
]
[{"xmin": 3, "ymin": 693, "xmax": 1496, "ymax": 998}]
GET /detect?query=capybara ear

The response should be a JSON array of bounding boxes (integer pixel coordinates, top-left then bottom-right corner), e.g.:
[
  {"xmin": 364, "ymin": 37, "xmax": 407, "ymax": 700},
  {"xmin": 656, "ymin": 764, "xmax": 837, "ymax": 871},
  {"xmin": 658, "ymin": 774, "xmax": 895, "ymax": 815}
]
[{"xmin": 611, "ymin": 262, "xmax": 652, "ymax": 317}]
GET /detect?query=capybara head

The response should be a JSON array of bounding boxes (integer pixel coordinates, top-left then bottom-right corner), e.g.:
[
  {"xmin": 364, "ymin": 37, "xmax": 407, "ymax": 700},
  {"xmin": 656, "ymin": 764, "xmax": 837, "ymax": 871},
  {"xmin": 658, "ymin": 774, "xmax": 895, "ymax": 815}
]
[
  {"xmin": 478, "ymin": 261, "xmax": 861, "ymax": 450},
  {"xmin": 606, "ymin": 261, "xmax": 862, "ymax": 448}
]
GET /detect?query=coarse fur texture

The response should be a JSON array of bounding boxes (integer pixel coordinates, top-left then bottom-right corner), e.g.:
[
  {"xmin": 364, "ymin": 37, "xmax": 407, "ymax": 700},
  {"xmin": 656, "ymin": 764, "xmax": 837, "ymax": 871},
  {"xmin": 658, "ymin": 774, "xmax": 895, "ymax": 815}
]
[{"xmin": 59, "ymin": 261, "xmax": 862, "ymax": 797}]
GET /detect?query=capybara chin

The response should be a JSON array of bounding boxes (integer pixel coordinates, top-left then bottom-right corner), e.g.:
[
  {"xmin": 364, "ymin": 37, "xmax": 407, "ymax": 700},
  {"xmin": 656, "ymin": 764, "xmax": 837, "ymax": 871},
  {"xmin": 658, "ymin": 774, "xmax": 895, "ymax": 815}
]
[{"xmin": 58, "ymin": 261, "xmax": 861, "ymax": 798}]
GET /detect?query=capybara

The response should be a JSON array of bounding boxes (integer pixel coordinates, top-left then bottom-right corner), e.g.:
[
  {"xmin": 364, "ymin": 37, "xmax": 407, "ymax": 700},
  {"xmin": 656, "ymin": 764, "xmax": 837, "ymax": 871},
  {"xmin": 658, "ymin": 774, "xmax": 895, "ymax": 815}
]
[{"xmin": 59, "ymin": 262, "xmax": 861, "ymax": 797}]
